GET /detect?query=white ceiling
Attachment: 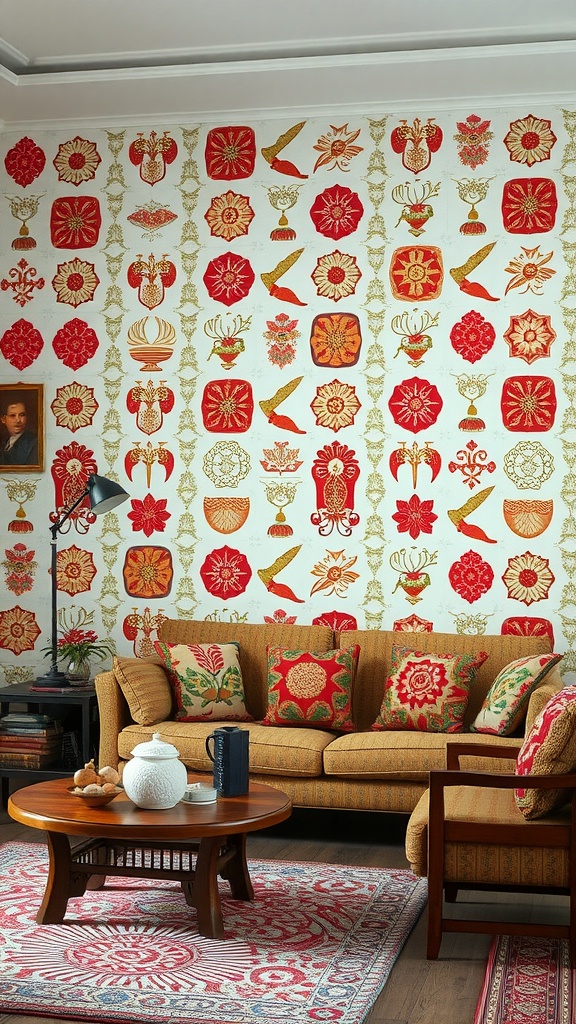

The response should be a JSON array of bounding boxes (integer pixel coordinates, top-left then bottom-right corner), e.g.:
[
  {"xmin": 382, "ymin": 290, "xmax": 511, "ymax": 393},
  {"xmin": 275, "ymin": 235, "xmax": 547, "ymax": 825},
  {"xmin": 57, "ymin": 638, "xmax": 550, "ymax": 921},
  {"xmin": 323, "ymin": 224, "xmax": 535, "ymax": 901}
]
[{"xmin": 1, "ymin": 0, "xmax": 576, "ymax": 128}]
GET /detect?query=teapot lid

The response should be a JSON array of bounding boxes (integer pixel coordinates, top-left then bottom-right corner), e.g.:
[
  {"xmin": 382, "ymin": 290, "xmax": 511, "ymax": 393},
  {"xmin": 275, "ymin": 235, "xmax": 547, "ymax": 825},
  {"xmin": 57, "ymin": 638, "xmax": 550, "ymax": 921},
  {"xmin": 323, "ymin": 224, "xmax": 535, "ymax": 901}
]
[{"xmin": 130, "ymin": 732, "xmax": 180, "ymax": 759}]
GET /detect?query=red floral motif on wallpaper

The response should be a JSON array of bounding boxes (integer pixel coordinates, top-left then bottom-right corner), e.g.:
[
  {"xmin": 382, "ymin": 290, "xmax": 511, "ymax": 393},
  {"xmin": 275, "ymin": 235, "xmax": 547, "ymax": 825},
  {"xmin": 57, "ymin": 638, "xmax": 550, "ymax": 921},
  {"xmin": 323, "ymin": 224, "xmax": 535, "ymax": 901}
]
[
  {"xmin": 123, "ymin": 546, "xmax": 174, "ymax": 598},
  {"xmin": 450, "ymin": 310, "xmax": 495, "ymax": 362},
  {"xmin": 393, "ymin": 613, "xmax": 434, "ymax": 632},
  {"xmin": 205, "ymin": 126, "xmax": 256, "ymax": 180},
  {"xmin": 52, "ymin": 318, "xmax": 99, "ymax": 369},
  {"xmin": 127, "ymin": 254, "xmax": 177, "ymax": 310},
  {"xmin": 309, "ymin": 184, "xmax": 364, "ymax": 239},
  {"xmin": 311, "ymin": 610, "xmax": 358, "ymax": 632},
  {"xmin": 389, "ymin": 246, "xmax": 443, "ymax": 300},
  {"xmin": 129, "ymin": 131, "xmax": 178, "ymax": 185},
  {"xmin": 50, "ymin": 197, "xmax": 102, "ymax": 249},
  {"xmin": 0, "ymin": 606, "xmax": 40, "ymax": 655},
  {"xmin": 0, "ymin": 319, "xmax": 44, "ymax": 369},
  {"xmin": 388, "ymin": 377, "xmax": 443, "ymax": 433},
  {"xmin": 203, "ymin": 252, "xmax": 255, "ymax": 306},
  {"xmin": 311, "ymin": 441, "xmax": 360, "ymax": 538},
  {"xmin": 454, "ymin": 114, "xmax": 493, "ymax": 169},
  {"xmin": 51, "ymin": 441, "xmax": 97, "ymax": 519},
  {"xmin": 199, "ymin": 545, "xmax": 252, "ymax": 599},
  {"xmin": 502, "ymin": 552, "xmax": 554, "ymax": 606},
  {"xmin": 126, "ymin": 380, "xmax": 175, "ymax": 435},
  {"xmin": 503, "ymin": 311, "xmax": 556, "ymax": 364},
  {"xmin": 448, "ymin": 549, "xmax": 494, "ymax": 604},
  {"xmin": 392, "ymin": 494, "xmax": 437, "ymax": 540},
  {"xmin": 500, "ymin": 376, "xmax": 557, "ymax": 432},
  {"xmin": 390, "ymin": 118, "xmax": 443, "ymax": 174},
  {"xmin": 503, "ymin": 115, "xmax": 557, "ymax": 167},
  {"xmin": 201, "ymin": 379, "xmax": 254, "ymax": 433},
  {"xmin": 309, "ymin": 313, "xmax": 362, "ymax": 367},
  {"xmin": 501, "ymin": 179, "xmax": 558, "ymax": 234},
  {"xmin": 501, "ymin": 615, "xmax": 554, "ymax": 646},
  {"xmin": 127, "ymin": 494, "xmax": 171, "ymax": 537},
  {"xmin": 53, "ymin": 136, "xmax": 102, "ymax": 186},
  {"xmin": 4, "ymin": 137, "xmax": 46, "ymax": 187},
  {"xmin": 56, "ymin": 545, "xmax": 96, "ymax": 595}
]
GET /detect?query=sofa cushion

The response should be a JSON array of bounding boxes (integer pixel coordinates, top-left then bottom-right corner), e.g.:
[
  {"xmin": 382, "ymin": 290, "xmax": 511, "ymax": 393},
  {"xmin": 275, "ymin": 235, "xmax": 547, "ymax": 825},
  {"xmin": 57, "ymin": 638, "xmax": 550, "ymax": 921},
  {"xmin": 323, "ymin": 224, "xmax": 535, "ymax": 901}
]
[
  {"xmin": 515, "ymin": 684, "xmax": 576, "ymax": 819},
  {"xmin": 371, "ymin": 645, "xmax": 488, "ymax": 733},
  {"xmin": 323, "ymin": 730, "xmax": 523, "ymax": 781},
  {"xmin": 154, "ymin": 641, "xmax": 252, "ymax": 723},
  {"xmin": 470, "ymin": 653, "xmax": 563, "ymax": 735},
  {"xmin": 113, "ymin": 656, "xmax": 173, "ymax": 726},
  {"xmin": 262, "ymin": 645, "xmax": 359, "ymax": 731},
  {"xmin": 118, "ymin": 721, "xmax": 335, "ymax": 778}
]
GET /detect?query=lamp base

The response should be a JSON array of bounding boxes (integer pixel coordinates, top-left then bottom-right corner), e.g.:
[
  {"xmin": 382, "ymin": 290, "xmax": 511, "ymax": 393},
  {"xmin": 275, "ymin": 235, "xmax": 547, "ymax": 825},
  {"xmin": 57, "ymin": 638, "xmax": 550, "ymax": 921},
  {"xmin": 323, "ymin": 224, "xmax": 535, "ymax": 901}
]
[{"xmin": 34, "ymin": 666, "xmax": 70, "ymax": 688}]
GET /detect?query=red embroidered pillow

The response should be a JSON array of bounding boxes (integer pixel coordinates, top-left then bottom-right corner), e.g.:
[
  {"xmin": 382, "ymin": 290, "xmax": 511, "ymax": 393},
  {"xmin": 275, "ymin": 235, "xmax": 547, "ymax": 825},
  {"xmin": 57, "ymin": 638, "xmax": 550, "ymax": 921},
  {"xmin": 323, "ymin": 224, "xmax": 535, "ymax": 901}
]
[
  {"xmin": 371, "ymin": 645, "xmax": 489, "ymax": 733},
  {"xmin": 515, "ymin": 685, "xmax": 576, "ymax": 819},
  {"xmin": 262, "ymin": 645, "xmax": 359, "ymax": 731}
]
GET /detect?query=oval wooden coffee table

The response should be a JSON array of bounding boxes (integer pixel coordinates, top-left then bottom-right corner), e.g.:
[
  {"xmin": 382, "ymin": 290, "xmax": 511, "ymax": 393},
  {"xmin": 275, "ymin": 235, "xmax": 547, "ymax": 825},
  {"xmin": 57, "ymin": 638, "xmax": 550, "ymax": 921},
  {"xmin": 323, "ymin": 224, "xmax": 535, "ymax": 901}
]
[{"xmin": 8, "ymin": 776, "xmax": 291, "ymax": 939}]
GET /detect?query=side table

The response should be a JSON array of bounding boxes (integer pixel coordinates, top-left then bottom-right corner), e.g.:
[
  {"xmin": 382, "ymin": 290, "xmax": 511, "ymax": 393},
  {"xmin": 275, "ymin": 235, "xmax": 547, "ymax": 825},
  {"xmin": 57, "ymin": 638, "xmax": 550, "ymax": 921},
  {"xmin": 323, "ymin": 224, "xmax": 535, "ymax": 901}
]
[{"xmin": 0, "ymin": 681, "xmax": 98, "ymax": 808}]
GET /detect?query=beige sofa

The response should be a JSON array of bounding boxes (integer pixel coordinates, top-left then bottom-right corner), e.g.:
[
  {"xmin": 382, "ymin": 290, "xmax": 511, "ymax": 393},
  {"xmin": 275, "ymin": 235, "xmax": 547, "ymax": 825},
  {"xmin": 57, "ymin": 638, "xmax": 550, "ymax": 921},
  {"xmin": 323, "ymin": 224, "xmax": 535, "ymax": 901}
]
[{"xmin": 95, "ymin": 619, "xmax": 559, "ymax": 815}]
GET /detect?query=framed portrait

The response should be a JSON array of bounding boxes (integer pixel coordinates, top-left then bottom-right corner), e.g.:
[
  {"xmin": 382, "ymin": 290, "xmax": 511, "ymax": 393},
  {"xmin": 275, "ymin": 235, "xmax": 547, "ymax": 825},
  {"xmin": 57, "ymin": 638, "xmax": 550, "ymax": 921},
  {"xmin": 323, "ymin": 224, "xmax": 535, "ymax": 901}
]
[{"xmin": 0, "ymin": 383, "xmax": 44, "ymax": 473}]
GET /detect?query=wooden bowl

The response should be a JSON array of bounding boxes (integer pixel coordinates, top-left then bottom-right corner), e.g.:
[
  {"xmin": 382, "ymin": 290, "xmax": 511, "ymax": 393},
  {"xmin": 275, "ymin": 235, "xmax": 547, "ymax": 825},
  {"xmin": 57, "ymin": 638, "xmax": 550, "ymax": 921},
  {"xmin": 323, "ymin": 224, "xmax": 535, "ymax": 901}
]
[{"xmin": 68, "ymin": 785, "xmax": 123, "ymax": 807}]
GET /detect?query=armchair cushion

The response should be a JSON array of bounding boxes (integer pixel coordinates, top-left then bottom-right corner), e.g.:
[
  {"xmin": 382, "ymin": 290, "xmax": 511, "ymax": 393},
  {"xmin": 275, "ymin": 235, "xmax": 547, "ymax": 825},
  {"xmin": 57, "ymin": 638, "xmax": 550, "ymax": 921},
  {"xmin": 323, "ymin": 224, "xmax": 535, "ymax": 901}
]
[
  {"xmin": 470, "ymin": 653, "xmax": 562, "ymax": 735},
  {"xmin": 371, "ymin": 645, "xmax": 488, "ymax": 733},
  {"xmin": 515, "ymin": 684, "xmax": 576, "ymax": 819}
]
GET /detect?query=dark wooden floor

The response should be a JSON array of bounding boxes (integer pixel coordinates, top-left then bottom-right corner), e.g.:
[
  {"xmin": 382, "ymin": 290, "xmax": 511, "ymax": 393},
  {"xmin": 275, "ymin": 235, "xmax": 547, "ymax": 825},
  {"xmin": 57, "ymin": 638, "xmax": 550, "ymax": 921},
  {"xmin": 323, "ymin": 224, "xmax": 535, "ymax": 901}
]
[{"xmin": 0, "ymin": 801, "xmax": 569, "ymax": 1024}]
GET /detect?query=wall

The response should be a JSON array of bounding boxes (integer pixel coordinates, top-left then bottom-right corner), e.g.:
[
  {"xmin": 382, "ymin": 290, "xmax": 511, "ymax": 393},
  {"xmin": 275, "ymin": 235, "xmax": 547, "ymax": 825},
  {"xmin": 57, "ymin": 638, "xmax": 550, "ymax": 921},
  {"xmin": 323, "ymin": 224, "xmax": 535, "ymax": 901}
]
[{"xmin": 0, "ymin": 104, "xmax": 575, "ymax": 681}]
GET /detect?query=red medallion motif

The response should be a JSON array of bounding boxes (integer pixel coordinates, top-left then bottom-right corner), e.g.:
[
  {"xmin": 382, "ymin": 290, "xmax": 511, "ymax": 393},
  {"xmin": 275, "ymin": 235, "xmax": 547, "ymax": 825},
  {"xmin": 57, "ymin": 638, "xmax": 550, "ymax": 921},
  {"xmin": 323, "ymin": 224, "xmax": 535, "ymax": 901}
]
[
  {"xmin": 388, "ymin": 377, "xmax": 443, "ymax": 434},
  {"xmin": 389, "ymin": 246, "xmax": 443, "ymax": 300},
  {"xmin": 500, "ymin": 376, "xmax": 557, "ymax": 432},
  {"xmin": 205, "ymin": 126, "xmax": 256, "ymax": 180},
  {"xmin": 392, "ymin": 494, "xmax": 437, "ymax": 540},
  {"xmin": 449, "ymin": 310, "xmax": 495, "ymax": 363},
  {"xmin": 309, "ymin": 185, "xmax": 364, "ymax": 239},
  {"xmin": 50, "ymin": 197, "xmax": 102, "ymax": 249},
  {"xmin": 503, "ymin": 115, "xmax": 557, "ymax": 166},
  {"xmin": 311, "ymin": 610, "xmax": 358, "ymax": 632},
  {"xmin": 127, "ymin": 494, "xmax": 171, "ymax": 537},
  {"xmin": 52, "ymin": 318, "xmax": 99, "ymax": 369},
  {"xmin": 201, "ymin": 379, "xmax": 254, "ymax": 433},
  {"xmin": 126, "ymin": 380, "xmax": 175, "ymax": 434},
  {"xmin": 0, "ymin": 605, "xmax": 41, "ymax": 654},
  {"xmin": 203, "ymin": 252, "xmax": 255, "ymax": 306},
  {"xmin": 390, "ymin": 118, "xmax": 443, "ymax": 173},
  {"xmin": 393, "ymin": 613, "xmax": 434, "ymax": 632},
  {"xmin": 123, "ymin": 545, "xmax": 174, "ymax": 598},
  {"xmin": 51, "ymin": 441, "xmax": 97, "ymax": 519},
  {"xmin": 0, "ymin": 319, "xmax": 44, "ymax": 369},
  {"xmin": 503, "ymin": 311, "xmax": 556, "ymax": 364},
  {"xmin": 502, "ymin": 179, "xmax": 558, "ymax": 234},
  {"xmin": 127, "ymin": 254, "xmax": 176, "ymax": 310},
  {"xmin": 4, "ymin": 137, "xmax": 46, "ymax": 187},
  {"xmin": 53, "ymin": 137, "xmax": 102, "ymax": 185},
  {"xmin": 199, "ymin": 545, "xmax": 252, "ymax": 599},
  {"xmin": 448, "ymin": 549, "xmax": 494, "ymax": 604},
  {"xmin": 501, "ymin": 615, "xmax": 555, "ymax": 646}
]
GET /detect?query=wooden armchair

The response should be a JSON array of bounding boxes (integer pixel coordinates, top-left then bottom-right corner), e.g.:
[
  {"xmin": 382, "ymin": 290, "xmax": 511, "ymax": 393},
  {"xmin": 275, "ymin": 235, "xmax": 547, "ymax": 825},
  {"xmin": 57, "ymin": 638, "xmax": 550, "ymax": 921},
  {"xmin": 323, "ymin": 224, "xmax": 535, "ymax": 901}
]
[{"xmin": 405, "ymin": 742, "xmax": 576, "ymax": 965}]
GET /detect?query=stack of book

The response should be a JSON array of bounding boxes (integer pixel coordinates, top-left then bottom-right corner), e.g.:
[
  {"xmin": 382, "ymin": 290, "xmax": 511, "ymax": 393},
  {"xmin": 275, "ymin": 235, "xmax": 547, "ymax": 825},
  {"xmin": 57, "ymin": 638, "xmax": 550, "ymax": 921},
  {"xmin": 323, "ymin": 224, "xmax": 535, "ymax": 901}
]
[{"xmin": 0, "ymin": 713, "xmax": 63, "ymax": 769}]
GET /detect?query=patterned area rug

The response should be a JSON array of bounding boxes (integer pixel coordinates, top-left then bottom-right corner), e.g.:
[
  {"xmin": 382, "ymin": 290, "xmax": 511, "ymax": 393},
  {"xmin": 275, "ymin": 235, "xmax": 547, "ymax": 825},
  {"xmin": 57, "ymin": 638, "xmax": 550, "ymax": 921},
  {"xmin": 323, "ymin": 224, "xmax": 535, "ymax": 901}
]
[
  {"xmin": 0, "ymin": 842, "xmax": 427, "ymax": 1024},
  {"xmin": 474, "ymin": 935, "xmax": 574, "ymax": 1024}
]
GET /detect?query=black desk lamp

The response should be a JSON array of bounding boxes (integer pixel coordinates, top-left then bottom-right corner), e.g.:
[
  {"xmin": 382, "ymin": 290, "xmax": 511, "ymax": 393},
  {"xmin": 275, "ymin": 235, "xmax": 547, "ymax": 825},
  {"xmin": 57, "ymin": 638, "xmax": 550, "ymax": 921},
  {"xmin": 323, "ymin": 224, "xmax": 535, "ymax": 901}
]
[{"xmin": 35, "ymin": 473, "xmax": 129, "ymax": 688}]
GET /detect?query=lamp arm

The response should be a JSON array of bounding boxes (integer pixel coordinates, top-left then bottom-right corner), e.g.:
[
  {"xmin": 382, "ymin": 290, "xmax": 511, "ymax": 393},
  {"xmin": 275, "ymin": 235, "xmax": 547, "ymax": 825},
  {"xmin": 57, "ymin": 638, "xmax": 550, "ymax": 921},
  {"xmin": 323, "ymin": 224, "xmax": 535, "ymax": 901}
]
[{"xmin": 50, "ymin": 486, "xmax": 90, "ymax": 538}]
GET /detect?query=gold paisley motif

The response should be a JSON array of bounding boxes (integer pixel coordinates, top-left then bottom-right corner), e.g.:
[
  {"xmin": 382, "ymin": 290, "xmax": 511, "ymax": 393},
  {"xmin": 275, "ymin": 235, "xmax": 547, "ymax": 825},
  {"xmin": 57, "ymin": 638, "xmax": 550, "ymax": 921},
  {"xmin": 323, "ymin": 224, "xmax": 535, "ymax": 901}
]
[
  {"xmin": 502, "ymin": 498, "xmax": 553, "ymax": 538},
  {"xmin": 203, "ymin": 497, "xmax": 250, "ymax": 534}
]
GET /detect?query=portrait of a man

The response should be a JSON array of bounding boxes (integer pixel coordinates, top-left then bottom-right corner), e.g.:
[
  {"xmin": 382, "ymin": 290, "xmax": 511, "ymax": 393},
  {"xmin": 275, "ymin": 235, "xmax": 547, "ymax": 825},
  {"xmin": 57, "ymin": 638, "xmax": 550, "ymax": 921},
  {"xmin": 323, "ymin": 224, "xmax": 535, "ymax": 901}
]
[{"xmin": 0, "ymin": 385, "xmax": 44, "ymax": 472}]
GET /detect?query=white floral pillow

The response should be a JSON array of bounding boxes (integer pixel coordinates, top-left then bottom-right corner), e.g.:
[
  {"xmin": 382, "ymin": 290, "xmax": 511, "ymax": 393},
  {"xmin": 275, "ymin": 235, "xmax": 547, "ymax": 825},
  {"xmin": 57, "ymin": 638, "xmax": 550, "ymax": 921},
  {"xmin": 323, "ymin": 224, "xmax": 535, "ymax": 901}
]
[{"xmin": 470, "ymin": 653, "xmax": 562, "ymax": 736}]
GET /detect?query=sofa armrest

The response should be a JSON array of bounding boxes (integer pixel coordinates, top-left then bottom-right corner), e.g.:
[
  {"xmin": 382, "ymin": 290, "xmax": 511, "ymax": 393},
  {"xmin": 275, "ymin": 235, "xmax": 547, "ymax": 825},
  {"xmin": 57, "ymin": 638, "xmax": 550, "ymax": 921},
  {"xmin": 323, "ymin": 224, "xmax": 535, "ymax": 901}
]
[{"xmin": 95, "ymin": 669, "xmax": 132, "ymax": 770}]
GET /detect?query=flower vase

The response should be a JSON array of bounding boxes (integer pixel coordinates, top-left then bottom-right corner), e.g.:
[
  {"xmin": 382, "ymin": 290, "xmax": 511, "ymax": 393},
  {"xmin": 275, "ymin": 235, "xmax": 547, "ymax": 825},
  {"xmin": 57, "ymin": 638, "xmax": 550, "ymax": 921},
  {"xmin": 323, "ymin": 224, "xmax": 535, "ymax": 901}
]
[{"xmin": 66, "ymin": 658, "xmax": 91, "ymax": 685}]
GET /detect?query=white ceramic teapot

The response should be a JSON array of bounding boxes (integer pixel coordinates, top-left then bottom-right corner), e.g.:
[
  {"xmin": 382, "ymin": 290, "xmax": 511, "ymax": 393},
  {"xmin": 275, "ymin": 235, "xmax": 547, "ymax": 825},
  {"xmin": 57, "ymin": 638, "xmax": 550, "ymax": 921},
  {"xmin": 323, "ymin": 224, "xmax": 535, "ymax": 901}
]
[{"xmin": 122, "ymin": 732, "xmax": 187, "ymax": 809}]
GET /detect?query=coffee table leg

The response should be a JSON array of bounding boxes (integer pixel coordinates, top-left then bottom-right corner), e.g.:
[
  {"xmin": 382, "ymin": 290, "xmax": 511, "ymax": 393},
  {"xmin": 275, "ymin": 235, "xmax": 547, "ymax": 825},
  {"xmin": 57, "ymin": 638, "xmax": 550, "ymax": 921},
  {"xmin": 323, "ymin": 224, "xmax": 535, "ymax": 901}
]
[
  {"xmin": 184, "ymin": 836, "xmax": 224, "ymax": 939},
  {"xmin": 221, "ymin": 833, "xmax": 254, "ymax": 901},
  {"xmin": 36, "ymin": 832, "xmax": 77, "ymax": 924}
]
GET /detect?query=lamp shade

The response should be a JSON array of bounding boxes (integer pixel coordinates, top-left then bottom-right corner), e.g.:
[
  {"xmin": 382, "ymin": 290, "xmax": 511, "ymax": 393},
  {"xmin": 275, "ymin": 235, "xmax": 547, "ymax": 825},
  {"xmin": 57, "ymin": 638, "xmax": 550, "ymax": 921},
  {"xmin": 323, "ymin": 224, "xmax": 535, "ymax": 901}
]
[{"xmin": 87, "ymin": 474, "xmax": 129, "ymax": 516}]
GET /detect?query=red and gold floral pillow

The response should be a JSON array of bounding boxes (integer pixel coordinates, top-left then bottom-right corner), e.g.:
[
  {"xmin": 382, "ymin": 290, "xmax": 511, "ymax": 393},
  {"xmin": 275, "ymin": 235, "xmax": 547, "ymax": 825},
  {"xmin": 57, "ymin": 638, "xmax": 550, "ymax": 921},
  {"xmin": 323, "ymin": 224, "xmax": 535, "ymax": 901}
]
[
  {"xmin": 154, "ymin": 641, "xmax": 252, "ymax": 723},
  {"xmin": 515, "ymin": 685, "xmax": 576, "ymax": 819},
  {"xmin": 371, "ymin": 645, "xmax": 489, "ymax": 733},
  {"xmin": 262, "ymin": 645, "xmax": 359, "ymax": 731}
]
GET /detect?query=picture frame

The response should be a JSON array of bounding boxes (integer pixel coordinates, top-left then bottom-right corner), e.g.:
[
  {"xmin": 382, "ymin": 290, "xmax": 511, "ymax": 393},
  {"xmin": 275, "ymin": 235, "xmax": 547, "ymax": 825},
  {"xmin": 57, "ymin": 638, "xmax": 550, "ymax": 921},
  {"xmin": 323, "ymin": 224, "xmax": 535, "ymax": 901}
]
[{"xmin": 0, "ymin": 383, "xmax": 44, "ymax": 473}]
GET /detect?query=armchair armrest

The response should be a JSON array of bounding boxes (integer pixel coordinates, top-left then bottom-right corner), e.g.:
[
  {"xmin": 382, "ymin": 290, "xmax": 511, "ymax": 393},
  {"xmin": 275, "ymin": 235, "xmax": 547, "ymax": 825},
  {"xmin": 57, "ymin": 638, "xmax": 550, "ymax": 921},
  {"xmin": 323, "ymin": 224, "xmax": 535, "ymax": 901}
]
[{"xmin": 446, "ymin": 740, "xmax": 520, "ymax": 769}]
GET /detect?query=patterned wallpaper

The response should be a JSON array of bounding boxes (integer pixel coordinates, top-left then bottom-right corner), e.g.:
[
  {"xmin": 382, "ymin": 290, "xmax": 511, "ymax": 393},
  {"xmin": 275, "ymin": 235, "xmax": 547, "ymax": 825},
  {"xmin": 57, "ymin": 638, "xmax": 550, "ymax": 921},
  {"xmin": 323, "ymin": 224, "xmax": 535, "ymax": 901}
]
[{"xmin": 1, "ymin": 106, "xmax": 575, "ymax": 683}]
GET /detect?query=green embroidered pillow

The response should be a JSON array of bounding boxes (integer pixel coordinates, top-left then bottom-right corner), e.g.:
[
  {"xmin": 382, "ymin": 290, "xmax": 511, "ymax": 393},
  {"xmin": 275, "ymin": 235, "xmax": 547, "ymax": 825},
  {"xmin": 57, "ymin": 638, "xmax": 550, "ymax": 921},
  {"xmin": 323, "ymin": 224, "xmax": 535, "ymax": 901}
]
[
  {"xmin": 154, "ymin": 641, "xmax": 252, "ymax": 723},
  {"xmin": 470, "ymin": 653, "xmax": 562, "ymax": 736}
]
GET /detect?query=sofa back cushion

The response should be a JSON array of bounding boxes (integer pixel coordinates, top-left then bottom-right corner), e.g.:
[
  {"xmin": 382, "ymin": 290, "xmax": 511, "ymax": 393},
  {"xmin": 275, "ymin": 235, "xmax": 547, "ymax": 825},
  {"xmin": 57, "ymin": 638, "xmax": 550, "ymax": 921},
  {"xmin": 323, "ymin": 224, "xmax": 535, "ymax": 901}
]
[
  {"xmin": 339, "ymin": 630, "xmax": 552, "ymax": 732},
  {"xmin": 159, "ymin": 620, "xmax": 334, "ymax": 720},
  {"xmin": 114, "ymin": 656, "xmax": 174, "ymax": 726}
]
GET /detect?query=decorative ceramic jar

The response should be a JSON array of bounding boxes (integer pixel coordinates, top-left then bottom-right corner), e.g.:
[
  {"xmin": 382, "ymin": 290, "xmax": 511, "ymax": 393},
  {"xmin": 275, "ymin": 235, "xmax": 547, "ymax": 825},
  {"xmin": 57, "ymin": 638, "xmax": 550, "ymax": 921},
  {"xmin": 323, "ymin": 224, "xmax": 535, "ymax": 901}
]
[{"xmin": 122, "ymin": 732, "xmax": 187, "ymax": 809}]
